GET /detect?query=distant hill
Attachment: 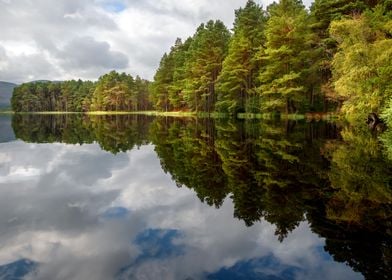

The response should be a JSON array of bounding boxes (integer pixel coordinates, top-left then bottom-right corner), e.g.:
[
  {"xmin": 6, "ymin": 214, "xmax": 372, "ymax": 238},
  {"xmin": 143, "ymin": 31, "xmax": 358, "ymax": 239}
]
[
  {"xmin": 27, "ymin": 80, "xmax": 62, "ymax": 84},
  {"xmin": 0, "ymin": 81, "xmax": 17, "ymax": 108}
]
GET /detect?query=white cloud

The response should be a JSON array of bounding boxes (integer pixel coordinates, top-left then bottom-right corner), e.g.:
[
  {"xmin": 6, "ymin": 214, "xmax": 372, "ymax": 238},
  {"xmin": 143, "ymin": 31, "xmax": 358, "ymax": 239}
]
[
  {"xmin": 0, "ymin": 45, "xmax": 60, "ymax": 82},
  {"xmin": 0, "ymin": 0, "xmax": 314, "ymax": 83}
]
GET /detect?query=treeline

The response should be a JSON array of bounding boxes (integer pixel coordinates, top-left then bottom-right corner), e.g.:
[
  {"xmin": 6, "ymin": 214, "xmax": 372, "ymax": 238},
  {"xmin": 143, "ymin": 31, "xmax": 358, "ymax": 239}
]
[
  {"xmin": 11, "ymin": 71, "xmax": 151, "ymax": 112},
  {"xmin": 150, "ymin": 0, "xmax": 392, "ymax": 119}
]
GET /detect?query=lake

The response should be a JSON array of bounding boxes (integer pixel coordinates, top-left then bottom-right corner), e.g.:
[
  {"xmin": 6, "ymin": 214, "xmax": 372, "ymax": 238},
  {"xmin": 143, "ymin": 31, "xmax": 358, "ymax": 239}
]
[{"xmin": 0, "ymin": 114, "xmax": 390, "ymax": 280}]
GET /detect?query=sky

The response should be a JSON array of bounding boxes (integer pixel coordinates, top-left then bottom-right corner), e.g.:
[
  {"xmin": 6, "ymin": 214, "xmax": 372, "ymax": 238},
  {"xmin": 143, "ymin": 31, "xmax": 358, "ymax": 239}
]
[{"xmin": 0, "ymin": 0, "xmax": 313, "ymax": 84}]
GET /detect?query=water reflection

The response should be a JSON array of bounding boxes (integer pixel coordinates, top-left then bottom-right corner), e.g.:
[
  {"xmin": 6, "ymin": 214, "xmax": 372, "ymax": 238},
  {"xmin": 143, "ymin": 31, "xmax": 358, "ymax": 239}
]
[
  {"xmin": 1, "ymin": 114, "xmax": 391, "ymax": 279},
  {"xmin": 12, "ymin": 114, "xmax": 152, "ymax": 153},
  {"xmin": 0, "ymin": 115, "xmax": 15, "ymax": 143}
]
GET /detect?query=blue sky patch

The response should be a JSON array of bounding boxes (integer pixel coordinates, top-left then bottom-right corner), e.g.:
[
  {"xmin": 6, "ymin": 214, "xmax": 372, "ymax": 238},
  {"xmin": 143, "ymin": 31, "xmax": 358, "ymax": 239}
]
[
  {"xmin": 101, "ymin": 1, "xmax": 126, "ymax": 13},
  {"xmin": 101, "ymin": 207, "xmax": 130, "ymax": 219},
  {"xmin": 207, "ymin": 254, "xmax": 301, "ymax": 280},
  {"xmin": 116, "ymin": 228, "xmax": 185, "ymax": 278},
  {"xmin": 134, "ymin": 228, "xmax": 185, "ymax": 259},
  {"xmin": 0, "ymin": 259, "xmax": 37, "ymax": 280}
]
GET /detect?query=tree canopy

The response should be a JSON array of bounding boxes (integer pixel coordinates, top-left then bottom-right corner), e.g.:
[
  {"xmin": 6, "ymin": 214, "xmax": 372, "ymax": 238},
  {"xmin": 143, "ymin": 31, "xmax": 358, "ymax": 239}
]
[{"xmin": 12, "ymin": 71, "xmax": 151, "ymax": 112}]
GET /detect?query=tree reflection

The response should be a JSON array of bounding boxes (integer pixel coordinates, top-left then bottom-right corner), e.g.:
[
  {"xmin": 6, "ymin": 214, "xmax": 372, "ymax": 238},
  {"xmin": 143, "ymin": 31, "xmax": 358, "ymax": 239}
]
[
  {"xmin": 325, "ymin": 126, "xmax": 392, "ymax": 227},
  {"xmin": 11, "ymin": 114, "xmax": 392, "ymax": 278},
  {"xmin": 12, "ymin": 114, "xmax": 152, "ymax": 153},
  {"xmin": 150, "ymin": 117, "xmax": 228, "ymax": 207},
  {"xmin": 150, "ymin": 118, "xmax": 392, "ymax": 278}
]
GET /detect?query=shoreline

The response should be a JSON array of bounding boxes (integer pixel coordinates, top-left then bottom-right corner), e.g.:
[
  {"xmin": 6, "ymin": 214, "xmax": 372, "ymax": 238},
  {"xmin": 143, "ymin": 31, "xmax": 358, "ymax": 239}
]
[{"xmin": 3, "ymin": 110, "xmax": 338, "ymax": 121}]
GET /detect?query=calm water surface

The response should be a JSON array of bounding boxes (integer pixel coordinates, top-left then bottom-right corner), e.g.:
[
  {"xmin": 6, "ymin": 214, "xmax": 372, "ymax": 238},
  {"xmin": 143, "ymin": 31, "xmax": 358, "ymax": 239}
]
[{"xmin": 0, "ymin": 114, "xmax": 390, "ymax": 280}]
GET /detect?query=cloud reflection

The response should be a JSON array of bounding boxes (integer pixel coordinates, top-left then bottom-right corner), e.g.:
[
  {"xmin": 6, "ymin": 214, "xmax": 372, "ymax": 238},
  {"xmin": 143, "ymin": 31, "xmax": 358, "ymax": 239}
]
[{"xmin": 0, "ymin": 141, "xmax": 362, "ymax": 280}]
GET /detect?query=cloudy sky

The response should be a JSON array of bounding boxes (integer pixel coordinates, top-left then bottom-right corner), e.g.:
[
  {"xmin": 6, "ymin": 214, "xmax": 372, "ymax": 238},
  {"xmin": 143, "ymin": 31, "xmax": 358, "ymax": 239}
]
[{"xmin": 0, "ymin": 0, "xmax": 313, "ymax": 84}]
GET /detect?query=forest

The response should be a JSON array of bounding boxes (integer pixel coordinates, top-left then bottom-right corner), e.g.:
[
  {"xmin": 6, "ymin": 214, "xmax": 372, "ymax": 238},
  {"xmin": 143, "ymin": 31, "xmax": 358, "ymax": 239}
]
[
  {"xmin": 11, "ymin": 71, "xmax": 151, "ymax": 112},
  {"xmin": 11, "ymin": 0, "xmax": 392, "ymax": 122},
  {"xmin": 151, "ymin": 0, "xmax": 392, "ymax": 121}
]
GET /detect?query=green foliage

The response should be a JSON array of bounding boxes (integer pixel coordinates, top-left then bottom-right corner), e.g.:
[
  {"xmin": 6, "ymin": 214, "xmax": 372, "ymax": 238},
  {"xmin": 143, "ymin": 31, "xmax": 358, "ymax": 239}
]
[
  {"xmin": 150, "ymin": 20, "xmax": 230, "ymax": 113},
  {"xmin": 258, "ymin": 0, "xmax": 317, "ymax": 114},
  {"xmin": 150, "ymin": 38, "xmax": 193, "ymax": 111},
  {"xmin": 330, "ymin": 4, "xmax": 392, "ymax": 119},
  {"xmin": 147, "ymin": 0, "xmax": 390, "ymax": 117},
  {"xmin": 216, "ymin": 0, "xmax": 267, "ymax": 115},
  {"xmin": 169, "ymin": 38, "xmax": 193, "ymax": 110},
  {"xmin": 182, "ymin": 20, "xmax": 231, "ymax": 112},
  {"xmin": 310, "ymin": 0, "xmax": 377, "ymax": 36},
  {"xmin": 11, "ymin": 71, "xmax": 151, "ymax": 112},
  {"xmin": 11, "ymin": 80, "xmax": 96, "ymax": 112},
  {"xmin": 150, "ymin": 53, "xmax": 175, "ymax": 112},
  {"xmin": 91, "ymin": 71, "xmax": 132, "ymax": 111}
]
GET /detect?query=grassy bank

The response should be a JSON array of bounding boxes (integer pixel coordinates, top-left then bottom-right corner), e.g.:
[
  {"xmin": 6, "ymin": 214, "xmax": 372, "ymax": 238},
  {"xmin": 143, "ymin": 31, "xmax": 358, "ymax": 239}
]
[
  {"xmin": 0, "ymin": 109, "xmax": 14, "ymax": 114},
  {"xmin": 8, "ymin": 110, "xmax": 339, "ymax": 120},
  {"xmin": 237, "ymin": 112, "xmax": 338, "ymax": 121}
]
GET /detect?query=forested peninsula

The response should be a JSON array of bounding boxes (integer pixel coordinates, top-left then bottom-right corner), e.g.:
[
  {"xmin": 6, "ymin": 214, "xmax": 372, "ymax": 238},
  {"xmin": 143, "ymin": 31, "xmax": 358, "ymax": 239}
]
[
  {"xmin": 11, "ymin": 72, "xmax": 151, "ymax": 112},
  {"xmin": 11, "ymin": 0, "xmax": 392, "ymax": 122}
]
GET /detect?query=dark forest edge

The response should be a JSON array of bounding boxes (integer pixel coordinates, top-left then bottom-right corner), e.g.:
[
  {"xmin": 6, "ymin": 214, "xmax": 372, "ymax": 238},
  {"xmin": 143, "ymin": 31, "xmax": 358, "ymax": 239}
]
[{"xmin": 10, "ymin": 0, "xmax": 392, "ymax": 125}]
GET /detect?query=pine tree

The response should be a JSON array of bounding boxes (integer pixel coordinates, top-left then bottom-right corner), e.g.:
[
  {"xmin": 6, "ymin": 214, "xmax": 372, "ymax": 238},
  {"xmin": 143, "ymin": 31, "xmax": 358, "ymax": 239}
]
[
  {"xmin": 169, "ymin": 37, "xmax": 193, "ymax": 110},
  {"xmin": 182, "ymin": 20, "xmax": 231, "ymax": 112},
  {"xmin": 258, "ymin": 0, "xmax": 314, "ymax": 114},
  {"xmin": 90, "ymin": 71, "xmax": 135, "ymax": 111},
  {"xmin": 309, "ymin": 0, "xmax": 386, "ymax": 111},
  {"xmin": 150, "ymin": 53, "xmax": 174, "ymax": 111},
  {"xmin": 216, "ymin": 0, "xmax": 267, "ymax": 115}
]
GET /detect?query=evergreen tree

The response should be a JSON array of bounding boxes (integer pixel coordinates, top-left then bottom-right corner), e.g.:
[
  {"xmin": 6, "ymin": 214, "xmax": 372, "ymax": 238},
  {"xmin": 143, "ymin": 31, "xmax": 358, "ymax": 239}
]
[
  {"xmin": 258, "ymin": 0, "xmax": 315, "ymax": 114},
  {"xmin": 216, "ymin": 0, "xmax": 267, "ymax": 115},
  {"xmin": 182, "ymin": 20, "xmax": 231, "ymax": 112},
  {"xmin": 309, "ymin": 0, "xmax": 387, "ymax": 111},
  {"xmin": 134, "ymin": 76, "xmax": 151, "ymax": 111},
  {"xmin": 11, "ymin": 72, "xmax": 149, "ymax": 113},
  {"xmin": 169, "ymin": 37, "xmax": 193, "ymax": 110},
  {"xmin": 90, "ymin": 71, "xmax": 135, "ymax": 111},
  {"xmin": 150, "ymin": 53, "xmax": 175, "ymax": 111}
]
